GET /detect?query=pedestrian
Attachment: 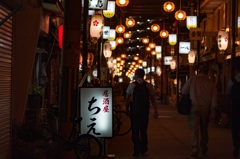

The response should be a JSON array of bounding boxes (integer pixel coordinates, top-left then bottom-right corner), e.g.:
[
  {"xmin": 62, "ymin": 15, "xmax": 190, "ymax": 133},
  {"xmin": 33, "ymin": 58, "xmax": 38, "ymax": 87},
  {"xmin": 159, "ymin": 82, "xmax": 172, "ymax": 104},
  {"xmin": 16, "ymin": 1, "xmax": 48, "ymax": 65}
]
[
  {"xmin": 226, "ymin": 62, "xmax": 240, "ymax": 158},
  {"xmin": 125, "ymin": 68, "xmax": 158, "ymax": 157},
  {"xmin": 181, "ymin": 64, "xmax": 217, "ymax": 158}
]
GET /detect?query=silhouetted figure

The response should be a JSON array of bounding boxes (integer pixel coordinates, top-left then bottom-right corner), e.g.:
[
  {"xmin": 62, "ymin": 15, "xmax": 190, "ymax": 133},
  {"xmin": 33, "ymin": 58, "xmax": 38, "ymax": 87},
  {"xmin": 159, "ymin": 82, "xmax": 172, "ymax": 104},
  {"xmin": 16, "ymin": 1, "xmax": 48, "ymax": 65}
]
[{"xmin": 182, "ymin": 64, "xmax": 217, "ymax": 158}]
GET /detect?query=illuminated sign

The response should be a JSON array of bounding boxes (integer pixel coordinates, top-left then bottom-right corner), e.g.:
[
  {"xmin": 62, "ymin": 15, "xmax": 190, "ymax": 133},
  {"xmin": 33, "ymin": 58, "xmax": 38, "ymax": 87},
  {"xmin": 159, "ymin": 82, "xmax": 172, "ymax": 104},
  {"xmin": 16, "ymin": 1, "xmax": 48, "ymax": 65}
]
[
  {"xmin": 164, "ymin": 56, "xmax": 173, "ymax": 65},
  {"xmin": 80, "ymin": 87, "xmax": 113, "ymax": 138},
  {"xmin": 179, "ymin": 42, "xmax": 190, "ymax": 54}
]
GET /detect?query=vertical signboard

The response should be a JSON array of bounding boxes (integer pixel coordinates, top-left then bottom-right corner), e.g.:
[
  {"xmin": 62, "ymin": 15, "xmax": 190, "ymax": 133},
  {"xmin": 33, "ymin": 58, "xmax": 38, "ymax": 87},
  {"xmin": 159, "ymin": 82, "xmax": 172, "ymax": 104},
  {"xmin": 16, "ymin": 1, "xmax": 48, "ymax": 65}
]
[{"xmin": 80, "ymin": 87, "xmax": 113, "ymax": 137}]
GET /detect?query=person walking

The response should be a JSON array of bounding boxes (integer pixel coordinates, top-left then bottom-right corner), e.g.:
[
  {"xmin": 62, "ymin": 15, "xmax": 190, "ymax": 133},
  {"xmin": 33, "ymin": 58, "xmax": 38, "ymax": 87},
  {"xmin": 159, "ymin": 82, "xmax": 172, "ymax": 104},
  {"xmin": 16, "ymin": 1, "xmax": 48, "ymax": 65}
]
[
  {"xmin": 226, "ymin": 62, "xmax": 240, "ymax": 158},
  {"xmin": 125, "ymin": 68, "xmax": 158, "ymax": 157},
  {"xmin": 181, "ymin": 64, "xmax": 217, "ymax": 158}
]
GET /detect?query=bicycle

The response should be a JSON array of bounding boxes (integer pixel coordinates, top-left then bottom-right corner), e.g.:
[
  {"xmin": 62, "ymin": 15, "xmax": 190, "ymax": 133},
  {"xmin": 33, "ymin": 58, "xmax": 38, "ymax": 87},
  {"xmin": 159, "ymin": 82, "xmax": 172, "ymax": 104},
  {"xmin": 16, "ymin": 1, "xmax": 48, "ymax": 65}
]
[
  {"xmin": 42, "ymin": 106, "xmax": 103, "ymax": 159},
  {"xmin": 113, "ymin": 104, "xmax": 131, "ymax": 136}
]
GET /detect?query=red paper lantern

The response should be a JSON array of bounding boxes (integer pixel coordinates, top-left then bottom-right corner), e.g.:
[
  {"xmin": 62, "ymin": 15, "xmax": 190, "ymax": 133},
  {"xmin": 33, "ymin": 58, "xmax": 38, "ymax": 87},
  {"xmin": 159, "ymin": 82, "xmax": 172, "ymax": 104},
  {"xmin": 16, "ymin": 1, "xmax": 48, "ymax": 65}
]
[{"xmin": 58, "ymin": 25, "xmax": 63, "ymax": 49}]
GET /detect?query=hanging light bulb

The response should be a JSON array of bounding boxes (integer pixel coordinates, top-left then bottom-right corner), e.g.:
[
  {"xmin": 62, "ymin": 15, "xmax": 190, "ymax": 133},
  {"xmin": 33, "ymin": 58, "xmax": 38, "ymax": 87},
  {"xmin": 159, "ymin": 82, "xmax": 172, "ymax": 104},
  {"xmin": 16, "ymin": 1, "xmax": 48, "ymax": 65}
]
[
  {"xmin": 116, "ymin": 37, "xmax": 124, "ymax": 45},
  {"xmin": 160, "ymin": 29, "xmax": 169, "ymax": 38},
  {"xmin": 175, "ymin": 0, "xmax": 186, "ymax": 21},
  {"xmin": 116, "ymin": 0, "xmax": 129, "ymax": 7},
  {"xmin": 151, "ymin": 24, "xmax": 160, "ymax": 32},
  {"xmin": 188, "ymin": 49, "xmax": 196, "ymax": 64},
  {"xmin": 116, "ymin": 24, "xmax": 125, "ymax": 34},
  {"xmin": 123, "ymin": 32, "xmax": 132, "ymax": 39},
  {"xmin": 163, "ymin": 2, "xmax": 175, "ymax": 12},
  {"xmin": 175, "ymin": 10, "xmax": 186, "ymax": 21},
  {"xmin": 149, "ymin": 42, "xmax": 156, "ymax": 48},
  {"xmin": 142, "ymin": 37, "xmax": 149, "ymax": 44},
  {"xmin": 126, "ymin": 18, "xmax": 135, "ymax": 27}
]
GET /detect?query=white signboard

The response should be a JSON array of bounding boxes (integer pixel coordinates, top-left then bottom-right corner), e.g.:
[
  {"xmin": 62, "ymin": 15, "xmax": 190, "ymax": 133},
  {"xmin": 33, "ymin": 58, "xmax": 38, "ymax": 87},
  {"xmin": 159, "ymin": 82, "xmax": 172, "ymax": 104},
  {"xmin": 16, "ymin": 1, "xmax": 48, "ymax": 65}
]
[
  {"xmin": 83, "ymin": 0, "xmax": 109, "ymax": 10},
  {"xmin": 80, "ymin": 87, "xmax": 113, "ymax": 137},
  {"xmin": 179, "ymin": 42, "xmax": 190, "ymax": 54},
  {"xmin": 164, "ymin": 56, "xmax": 173, "ymax": 65}
]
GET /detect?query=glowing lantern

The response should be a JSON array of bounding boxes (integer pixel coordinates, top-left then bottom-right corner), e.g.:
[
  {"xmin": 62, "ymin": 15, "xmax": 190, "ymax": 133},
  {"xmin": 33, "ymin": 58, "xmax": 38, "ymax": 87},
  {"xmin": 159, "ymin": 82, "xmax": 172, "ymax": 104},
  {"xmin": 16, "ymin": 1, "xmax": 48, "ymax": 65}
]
[
  {"xmin": 103, "ymin": 1, "xmax": 115, "ymax": 18},
  {"xmin": 116, "ymin": 0, "xmax": 129, "ymax": 7},
  {"xmin": 175, "ymin": 10, "xmax": 186, "ymax": 21},
  {"xmin": 90, "ymin": 13, "xmax": 104, "ymax": 42},
  {"xmin": 126, "ymin": 18, "xmax": 135, "ymax": 27},
  {"xmin": 188, "ymin": 50, "xmax": 196, "ymax": 64},
  {"xmin": 149, "ymin": 42, "xmax": 156, "ymax": 48},
  {"xmin": 116, "ymin": 37, "xmax": 124, "ymax": 45},
  {"xmin": 163, "ymin": 2, "xmax": 175, "ymax": 12},
  {"xmin": 186, "ymin": 16, "xmax": 197, "ymax": 30},
  {"xmin": 108, "ymin": 29, "xmax": 116, "ymax": 41},
  {"xmin": 87, "ymin": 52, "xmax": 94, "ymax": 67},
  {"xmin": 160, "ymin": 29, "xmax": 169, "ymax": 38},
  {"xmin": 58, "ymin": 24, "xmax": 63, "ymax": 49},
  {"xmin": 168, "ymin": 34, "xmax": 177, "ymax": 45},
  {"xmin": 103, "ymin": 26, "xmax": 110, "ymax": 39},
  {"xmin": 116, "ymin": 25, "xmax": 125, "ymax": 34},
  {"xmin": 218, "ymin": 30, "xmax": 228, "ymax": 52},
  {"xmin": 156, "ymin": 46, "xmax": 162, "ymax": 60},
  {"xmin": 142, "ymin": 61, "xmax": 147, "ymax": 67},
  {"xmin": 123, "ymin": 32, "xmax": 132, "ymax": 39},
  {"xmin": 151, "ymin": 24, "xmax": 160, "ymax": 32},
  {"xmin": 103, "ymin": 41, "xmax": 112, "ymax": 58},
  {"xmin": 142, "ymin": 37, "xmax": 149, "ymax": 44},
  {"xmin": 109, "ymin": 40, "xmax": 116, "ymax": 50}
]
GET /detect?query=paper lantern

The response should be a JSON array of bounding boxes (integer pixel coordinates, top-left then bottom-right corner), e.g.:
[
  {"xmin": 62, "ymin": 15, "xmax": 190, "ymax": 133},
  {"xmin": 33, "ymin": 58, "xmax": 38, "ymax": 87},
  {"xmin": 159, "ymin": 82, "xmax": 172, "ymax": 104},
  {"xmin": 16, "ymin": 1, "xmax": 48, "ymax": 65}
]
[
  {"xmin": 149, "ymin": 42, "xmax": 156, "ymax": 48},
  {"xmin": 151, "ymin": 24, "xmax": 160, "ymax": 32},
  {"xmin": 107, "ymin": 57, "xmax": 114, "ymax": 69},
  {"xmin": 175, "ymin": 10, "xmax": 186, "ymax": 21},
  {"xmin": 103, "ymin": 41, "xmax": 112, "ymax": 58},
  {"xmin": 156, "ymin": 46, "xmax": 162, "ymax": 60},
  {"xmin": 142, "ymin": 37, "xmax": 149, "ymax": 44},
  {"xmin": 168, "ymin": 34, "xmax": 177, "ymax": 45},
  {"xmin": 163, "ymin": 2, "xmax": 175, "ymax": 12},
  {"xmin": 126, "ymin": 18, "xmax": 135, "ymax": 27},
  {"xmin": 58, "ymin": 24, "xmax": 63, "ymax": 49},
  {"xmin": 160, "ymin": 29, "xmax": 169, "ymax": 38},
  {"xmin": 116, "ymin": 0, "xmax": 129, "ymax": 7},
  {"xmin": 142, "ymin": 61, "xmax": 147, "ymax": 67},
  {"xmin": 109, "ymin": 40, "xmax": 116, "ymax": 50},
  {"xmin": 146, "ymin": 47, "xmax": 151, "ymax": 51},
  {"xmin": 90, "ymin": 13, "xmax": 104, "ymax": 40},
  {"xmin": 116, "ymin": 25, "xmax": 125, "ymax": 34},
  {"xmin": 188, "ymin": 50, "xmax": 196, "ymax": 64},
  {"xmin": 186, "ymin": 16, "xmax": 197, "ymax": 30},
  {"xmin": 218, "ymin": 30, "xmax": 228, "ymax": 52},
  {"xmin": 87, "ymin": 52, "xmax": 95, "ymax": 67},
  {"xmin": 103, "ymin": 1, "xmax": 115, "ymax": 18},
  {"xmin": 103, "ymin": 26, "xmax": 110, "ymax": 39},
  {"xmin": 123, "ymin": 32, "xmax": 132, "ymax": 39},
  {"xmin": 108, "ymin": 29, "xmax": 116, "ymax": 41},
  {"xmin": 116, "ymin": 37, "xmax": 124, "ymax": 44},
  {"xmin": 121, "ymin": 54, "xmax": 126, "ymax": 58}
]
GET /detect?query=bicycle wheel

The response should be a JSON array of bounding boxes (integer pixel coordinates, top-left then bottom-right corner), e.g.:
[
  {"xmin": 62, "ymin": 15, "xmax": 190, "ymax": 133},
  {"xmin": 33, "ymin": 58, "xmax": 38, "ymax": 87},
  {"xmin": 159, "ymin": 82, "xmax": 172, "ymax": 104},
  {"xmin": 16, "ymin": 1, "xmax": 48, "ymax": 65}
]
[
  {"xmin": 115, "ymin": 110, "xmax": 131, "ymax": 136},
  {"xmin": 74, "ymin": 134, "xmax": 102, "ymax": 159},
  {"xmin": 113, "ymin": 111, "xmax": 121, "ymax": 136}
]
